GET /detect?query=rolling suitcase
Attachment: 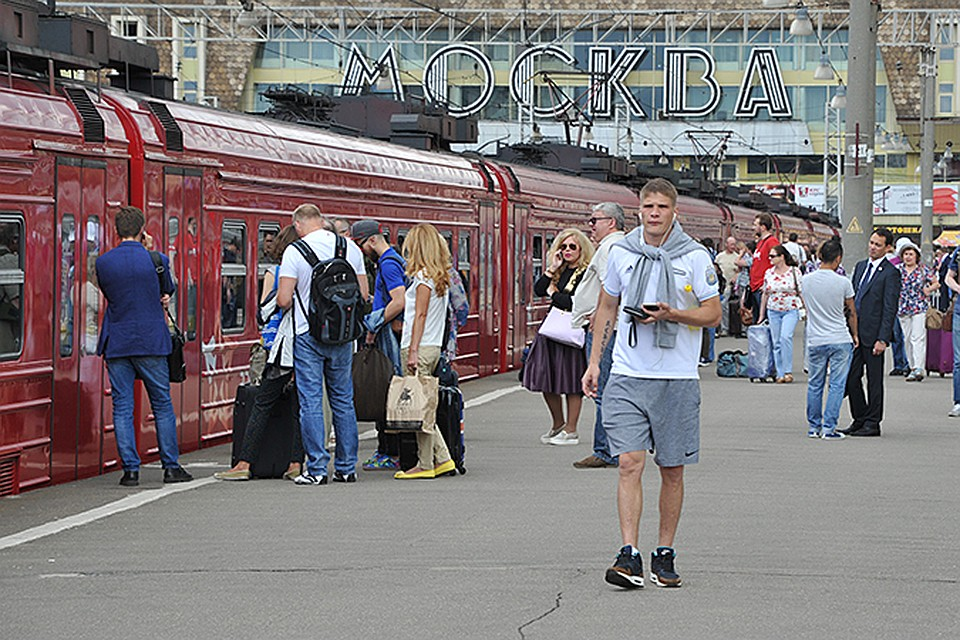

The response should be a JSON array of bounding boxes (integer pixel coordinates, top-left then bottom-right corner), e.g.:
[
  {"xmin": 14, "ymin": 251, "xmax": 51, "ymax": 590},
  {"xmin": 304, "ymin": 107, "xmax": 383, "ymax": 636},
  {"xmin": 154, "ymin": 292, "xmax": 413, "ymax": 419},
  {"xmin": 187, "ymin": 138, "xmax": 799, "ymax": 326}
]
[
  {"xmin": 746, "ymin": 324, "xmax": 776, "ymax": 382},
  {"xmin": 925, "ymin": 328, "xmax": 953, "ymax": 377},
  {"xmin": 232, "ymin": 382, "xmax": 299, "ymax": 478},
  {"xmin": 435, "ymin": 384, "xmax": 466, "ymax": 475}
]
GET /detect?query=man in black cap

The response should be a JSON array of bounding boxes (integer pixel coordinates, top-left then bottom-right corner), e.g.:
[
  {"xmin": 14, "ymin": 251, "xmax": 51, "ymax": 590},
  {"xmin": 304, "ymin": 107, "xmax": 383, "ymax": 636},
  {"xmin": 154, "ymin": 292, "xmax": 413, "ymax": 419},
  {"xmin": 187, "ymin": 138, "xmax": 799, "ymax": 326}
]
[{"xmin": 352, "ymin": 219, "xmax": 412, "ymax": 471}]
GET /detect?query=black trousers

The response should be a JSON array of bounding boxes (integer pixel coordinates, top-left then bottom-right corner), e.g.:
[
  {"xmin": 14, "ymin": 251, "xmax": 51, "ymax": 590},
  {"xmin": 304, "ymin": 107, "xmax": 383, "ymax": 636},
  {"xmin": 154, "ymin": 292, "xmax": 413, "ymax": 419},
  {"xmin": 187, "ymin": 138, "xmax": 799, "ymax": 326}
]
[{"xmin": 845, "ymin": 343, "xmax": 885, "ymax": 431}]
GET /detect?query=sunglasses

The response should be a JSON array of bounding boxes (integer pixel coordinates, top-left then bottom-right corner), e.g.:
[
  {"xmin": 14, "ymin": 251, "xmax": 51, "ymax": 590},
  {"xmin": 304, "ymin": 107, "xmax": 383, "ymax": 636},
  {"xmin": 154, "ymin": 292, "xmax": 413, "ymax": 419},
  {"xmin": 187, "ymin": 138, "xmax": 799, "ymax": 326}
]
[
  {"xmin": 560, "ymin": 243, "xmax": 579, "ymax": 251},
  {"xmin": 769, "ymin": 253, "xmax": 780, "ymax": 258},
  {"xmin": 588, "ymin": 216, "xmax": 611, "ymax": 225}
]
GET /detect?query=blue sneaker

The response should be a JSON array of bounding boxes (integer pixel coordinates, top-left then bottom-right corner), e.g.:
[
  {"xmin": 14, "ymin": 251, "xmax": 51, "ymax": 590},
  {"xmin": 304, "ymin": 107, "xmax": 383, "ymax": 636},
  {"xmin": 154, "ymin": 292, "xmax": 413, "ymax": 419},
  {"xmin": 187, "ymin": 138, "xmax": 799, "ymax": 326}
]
[
  {"xmin": 820, "ymin": 431, "xmax": 846, "ymax": 440},
  {"xmin": 362, "ymin": 453, "xmax": 399, "ymax": 471},
  {"xmin": 605, "ymin": 546, "xmax": 644, "ymax": 589},
  {"xmin": 807, "ymin": 428, "xmax": 821, "ymax": 438},
  {"xmin": 650, "ymin": 547, "xmax": 682, "ymax": 588}
]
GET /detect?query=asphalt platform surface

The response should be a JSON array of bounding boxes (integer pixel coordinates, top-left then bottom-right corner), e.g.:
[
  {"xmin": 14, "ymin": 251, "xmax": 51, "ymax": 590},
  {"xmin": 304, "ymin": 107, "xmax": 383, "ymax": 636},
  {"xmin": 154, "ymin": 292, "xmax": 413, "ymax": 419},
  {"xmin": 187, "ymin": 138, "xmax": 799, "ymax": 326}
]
[{"xmin": 2, "ymin": 334, "xmax": 958, "ymax": 639}]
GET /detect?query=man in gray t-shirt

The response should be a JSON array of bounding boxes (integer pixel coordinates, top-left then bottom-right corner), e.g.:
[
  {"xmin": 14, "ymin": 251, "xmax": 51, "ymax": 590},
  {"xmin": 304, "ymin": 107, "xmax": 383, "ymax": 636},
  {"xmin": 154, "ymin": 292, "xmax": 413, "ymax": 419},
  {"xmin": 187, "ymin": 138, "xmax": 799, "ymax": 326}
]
[{"xmin": 801, "ymin": 239, "xmax": 859, "ymax": 439}]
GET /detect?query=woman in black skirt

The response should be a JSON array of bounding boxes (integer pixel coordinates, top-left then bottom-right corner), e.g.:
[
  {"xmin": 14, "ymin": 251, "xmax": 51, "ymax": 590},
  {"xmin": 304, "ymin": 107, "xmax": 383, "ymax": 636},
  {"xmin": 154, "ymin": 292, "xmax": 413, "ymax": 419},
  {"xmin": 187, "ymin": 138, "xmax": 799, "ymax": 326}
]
[{"xmin": 523, "ymin": 228, "xmax": 595, "ymax": 446}]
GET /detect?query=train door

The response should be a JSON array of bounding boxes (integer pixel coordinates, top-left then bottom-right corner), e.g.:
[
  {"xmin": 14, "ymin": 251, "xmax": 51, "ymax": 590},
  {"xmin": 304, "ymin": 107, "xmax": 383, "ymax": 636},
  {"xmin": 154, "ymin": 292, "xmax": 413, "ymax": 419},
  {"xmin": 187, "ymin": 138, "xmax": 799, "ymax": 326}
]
[
  {"xmin": 51, "ymin": 158, "xmax": 106, "ymax": 483},
  {"xmin": 478, "ymin": 202, "xmax": 499, "ymax": 376},
  {"xmin": 163, "ymin": 168, "xmax": 203, "ymax": 452},
  {"xmin": 510, "ymin": 205, "xmax": 529, "ymax": 371}
]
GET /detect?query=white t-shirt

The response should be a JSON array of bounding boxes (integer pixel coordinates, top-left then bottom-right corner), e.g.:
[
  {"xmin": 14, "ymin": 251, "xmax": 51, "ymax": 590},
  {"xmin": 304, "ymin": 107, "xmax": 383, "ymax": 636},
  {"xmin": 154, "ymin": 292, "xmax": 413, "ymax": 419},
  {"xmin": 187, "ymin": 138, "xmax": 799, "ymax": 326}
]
[
  {"xmin": 400, "ymin": 272, "xmax": 448, "ymax": 349},
  {"xmin": 603, "ymin": 242, "xmax": 719, "ymax": 379},
  {"xmin": 278, "ymin": 229, "xmax": 367, "ymax": 336},
  {"xmin": 802, "ymin": 269, "xmax": 854, "ymax": 347}
]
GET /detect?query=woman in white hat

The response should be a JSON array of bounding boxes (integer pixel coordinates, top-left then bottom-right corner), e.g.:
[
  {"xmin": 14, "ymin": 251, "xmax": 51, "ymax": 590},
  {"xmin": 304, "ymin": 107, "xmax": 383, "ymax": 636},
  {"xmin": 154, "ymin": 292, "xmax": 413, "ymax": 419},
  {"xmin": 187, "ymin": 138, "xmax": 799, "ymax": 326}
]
[{"xmin": 897, "ymin": 241, "xmax": 939, "ymax": 381}]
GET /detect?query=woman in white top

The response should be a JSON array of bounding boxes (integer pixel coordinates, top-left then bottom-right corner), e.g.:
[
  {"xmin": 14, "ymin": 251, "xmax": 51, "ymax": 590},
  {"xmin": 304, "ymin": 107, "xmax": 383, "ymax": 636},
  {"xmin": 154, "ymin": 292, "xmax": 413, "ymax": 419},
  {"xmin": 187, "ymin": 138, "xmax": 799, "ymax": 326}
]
[
  {"xmin": 760, "ymin": 244, "xmax": 805, "ymax": 384},
  {"xmin": 395, "ymin": 223, "xmax": 455, "ymax": 480}
]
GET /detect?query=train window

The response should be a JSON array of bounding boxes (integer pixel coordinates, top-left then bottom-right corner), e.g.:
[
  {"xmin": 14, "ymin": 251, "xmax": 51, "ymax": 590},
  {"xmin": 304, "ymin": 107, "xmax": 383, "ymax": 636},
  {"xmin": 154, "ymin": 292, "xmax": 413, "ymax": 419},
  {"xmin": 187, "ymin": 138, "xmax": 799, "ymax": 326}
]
[
  {"xmin": 257, "ymin": 222, "xmax": 281, "ymax": 298},
  {"xmin": 59, "ymin": 215, "xmax": 76, "ymax": 357},
  {"xmin": 166, "ymin": 217, "xmax": 179, "ymax": 323},
  {"xmin": 0, "ymin": 217, "xmax": 24, "ymax": 358},
  {"xmin": 397, "ymin": 228, "xmax": 409, "ymax": 251},
  {"xmin": 458, "ymin": 231, "xmax": 471, "ymax": 298},
  {"xmin": 532, "ymin": 234, "xmax": 543, "ymax": 281},
  {"xmin": 82, "ymin": 217, "xmax": 101, "ymax": 356},
  {"xmin": 440, "ymin": 230, "xmax": 453, "ymax": 256},
  {"xmin": 221, "ymin": 222, "xmax": 246, "ymax": 332}
]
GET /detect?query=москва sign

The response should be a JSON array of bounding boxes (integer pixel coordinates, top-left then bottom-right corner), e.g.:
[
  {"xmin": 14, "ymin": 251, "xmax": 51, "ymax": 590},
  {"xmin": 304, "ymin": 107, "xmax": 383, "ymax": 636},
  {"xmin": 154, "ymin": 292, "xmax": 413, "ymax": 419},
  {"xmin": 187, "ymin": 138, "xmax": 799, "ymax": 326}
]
[{"xmin": 340, "ymin": 43, "xmax": 793, "ymax": 120}]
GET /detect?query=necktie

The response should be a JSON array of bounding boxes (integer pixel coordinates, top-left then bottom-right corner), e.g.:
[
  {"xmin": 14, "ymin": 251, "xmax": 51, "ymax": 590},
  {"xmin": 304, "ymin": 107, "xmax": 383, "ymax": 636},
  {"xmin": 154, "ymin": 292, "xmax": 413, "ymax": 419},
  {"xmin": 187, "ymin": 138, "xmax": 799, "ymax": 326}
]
[{"xmin": 855, "ymin": 262, "xmax": 873, "ymax": 308}]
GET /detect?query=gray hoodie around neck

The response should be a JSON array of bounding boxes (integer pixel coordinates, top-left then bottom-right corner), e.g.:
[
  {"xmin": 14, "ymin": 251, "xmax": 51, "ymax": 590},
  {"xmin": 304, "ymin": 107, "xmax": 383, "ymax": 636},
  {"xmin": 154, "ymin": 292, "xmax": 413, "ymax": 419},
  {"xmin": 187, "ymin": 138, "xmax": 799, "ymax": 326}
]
[{"xmin": 616, "ymin": 221, "xmax": 706, "ymax": 349}]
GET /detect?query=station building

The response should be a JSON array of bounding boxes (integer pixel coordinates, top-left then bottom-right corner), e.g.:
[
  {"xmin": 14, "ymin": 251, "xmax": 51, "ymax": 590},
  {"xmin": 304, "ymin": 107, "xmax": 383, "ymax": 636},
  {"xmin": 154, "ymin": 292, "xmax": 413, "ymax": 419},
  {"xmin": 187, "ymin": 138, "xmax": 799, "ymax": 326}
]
[{"xmin": 57, "ymin": 0, "xmax": 960, "ymax": 236}]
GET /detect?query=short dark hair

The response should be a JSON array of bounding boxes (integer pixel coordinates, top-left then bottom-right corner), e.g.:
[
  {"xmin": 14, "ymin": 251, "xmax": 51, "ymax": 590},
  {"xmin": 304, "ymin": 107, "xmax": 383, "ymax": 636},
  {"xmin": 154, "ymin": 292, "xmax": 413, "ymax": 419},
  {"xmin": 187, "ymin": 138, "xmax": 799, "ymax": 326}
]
[
  {"xmin": 873, "ymin": 227, "xmax": 894, "ymax": 247},
  {"xmin": 819, "ymin": 238, "xmax": 843, "ymax": 263},
  {"xmin": 788, "ymin": 232, "xmax": 798, "ymax": 242},
  {"xmin": 755, "ymin": 213, "xmax": 774, "ymax": 231},
  {"xmin": 639, "ymin": 177, "xmax": 678, "ymax": 208},
  {"xmin": 116, "ymin": 206, "xmax": 145, "ymax": 239}
]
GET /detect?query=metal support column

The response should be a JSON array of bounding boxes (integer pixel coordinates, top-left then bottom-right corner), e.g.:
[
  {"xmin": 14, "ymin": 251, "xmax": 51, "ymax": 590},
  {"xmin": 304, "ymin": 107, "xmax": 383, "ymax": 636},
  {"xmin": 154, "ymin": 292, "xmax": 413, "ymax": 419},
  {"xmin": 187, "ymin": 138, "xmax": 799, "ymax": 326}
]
[
  {"xmin": 920, "ymin": 46, "xmax": 936, "ymax": 264},
  {"xmin": 841, "ymin": 0, "xmax": 880, "ymax": 267}
]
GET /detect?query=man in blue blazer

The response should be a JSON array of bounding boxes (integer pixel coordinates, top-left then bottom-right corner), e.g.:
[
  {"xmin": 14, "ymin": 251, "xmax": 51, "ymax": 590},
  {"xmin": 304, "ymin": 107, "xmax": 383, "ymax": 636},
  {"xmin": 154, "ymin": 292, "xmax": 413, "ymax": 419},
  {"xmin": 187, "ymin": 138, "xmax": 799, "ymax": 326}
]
[
  {"xmin": 842, "ymin": 228, "xmax": 901, "ymax": 437},
  {"xmin": 96, "ymin": 206, "xmax": 193, "ymax": 486}
]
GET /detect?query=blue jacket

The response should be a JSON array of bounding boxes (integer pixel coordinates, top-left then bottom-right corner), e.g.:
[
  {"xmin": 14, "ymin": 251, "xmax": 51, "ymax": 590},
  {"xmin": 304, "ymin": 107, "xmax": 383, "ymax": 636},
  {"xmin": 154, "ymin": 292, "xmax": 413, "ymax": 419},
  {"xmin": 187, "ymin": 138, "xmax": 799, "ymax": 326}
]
[{"xmin": 96, "ymin": 241, "xmax": 176, "ymax": 359}]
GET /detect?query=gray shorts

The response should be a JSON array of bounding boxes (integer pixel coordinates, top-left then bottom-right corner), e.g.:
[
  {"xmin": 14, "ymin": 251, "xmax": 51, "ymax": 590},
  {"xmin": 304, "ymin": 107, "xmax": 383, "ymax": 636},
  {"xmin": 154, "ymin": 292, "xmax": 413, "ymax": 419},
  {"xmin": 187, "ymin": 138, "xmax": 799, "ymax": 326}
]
[{"xmin": 602, "ymin": 375, "xmax": 701, "ymax": 467}]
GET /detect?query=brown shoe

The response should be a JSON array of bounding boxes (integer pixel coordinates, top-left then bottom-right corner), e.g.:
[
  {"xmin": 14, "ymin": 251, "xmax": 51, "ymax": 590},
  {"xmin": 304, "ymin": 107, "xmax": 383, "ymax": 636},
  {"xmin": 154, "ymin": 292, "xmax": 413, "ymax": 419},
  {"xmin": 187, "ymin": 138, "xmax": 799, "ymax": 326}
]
[{"xmin": 573, "ymin": 455, "xmax": 615, "ymax": 469}]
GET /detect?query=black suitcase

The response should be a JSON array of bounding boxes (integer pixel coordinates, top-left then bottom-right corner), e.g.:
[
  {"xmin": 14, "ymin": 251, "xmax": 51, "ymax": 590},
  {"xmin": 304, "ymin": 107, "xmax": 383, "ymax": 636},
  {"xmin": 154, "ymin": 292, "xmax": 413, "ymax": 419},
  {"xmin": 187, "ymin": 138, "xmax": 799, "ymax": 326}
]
[
  {"xmin": 435, "ymin": 384, "xmax": 466, "ymax": 475},
  {"xmin": 231, "ymin": 382, "xmax": 299, "ymax": 478}
]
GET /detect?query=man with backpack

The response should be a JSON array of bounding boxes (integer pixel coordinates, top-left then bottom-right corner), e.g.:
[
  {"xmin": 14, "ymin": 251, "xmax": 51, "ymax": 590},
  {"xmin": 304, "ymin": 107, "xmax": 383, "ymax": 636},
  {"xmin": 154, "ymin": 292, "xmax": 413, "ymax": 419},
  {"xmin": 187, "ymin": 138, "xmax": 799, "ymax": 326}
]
[
  {"xmin": 277, "ymin": 204, "xmax": 368, "ymax": 485},
  {"xmin": 352, "ymin": 218, "xmax": 412, "ymax": 471}
]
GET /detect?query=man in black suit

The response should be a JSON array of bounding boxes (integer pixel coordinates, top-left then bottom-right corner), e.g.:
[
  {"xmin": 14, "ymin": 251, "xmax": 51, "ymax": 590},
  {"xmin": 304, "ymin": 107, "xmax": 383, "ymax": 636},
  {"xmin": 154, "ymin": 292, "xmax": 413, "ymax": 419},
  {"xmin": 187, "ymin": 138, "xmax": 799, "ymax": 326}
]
[{"xmin": 843, "ymin": 228, "xmax": 901, "ymax": 437}]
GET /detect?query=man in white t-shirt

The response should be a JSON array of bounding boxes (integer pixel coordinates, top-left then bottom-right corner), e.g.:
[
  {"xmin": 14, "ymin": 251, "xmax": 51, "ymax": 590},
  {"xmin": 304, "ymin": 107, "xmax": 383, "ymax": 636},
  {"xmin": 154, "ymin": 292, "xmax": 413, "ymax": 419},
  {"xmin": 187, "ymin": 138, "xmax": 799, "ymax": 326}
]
[
  {"xmin": 276, "ymin": 203, "xmax": 368, "ymax": 485},
  {"xmin": 802, "ymin": 238, "xmax": 858, "ymax": 440},
  {"xmin": 783, "ymin": 232, "xmax": 807, "ymax": 266},
  {"xmin": 583, "ymin": 178, "xmax": 720, "ymax": 590}
]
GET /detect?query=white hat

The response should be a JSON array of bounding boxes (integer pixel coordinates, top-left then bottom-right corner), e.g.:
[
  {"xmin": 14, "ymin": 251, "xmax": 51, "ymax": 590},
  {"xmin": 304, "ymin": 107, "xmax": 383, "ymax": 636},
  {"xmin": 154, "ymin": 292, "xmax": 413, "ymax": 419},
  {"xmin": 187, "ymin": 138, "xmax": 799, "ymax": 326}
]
[{"xmin": 896, "ymin": 237, "xmax": 920, "ymax": 257}]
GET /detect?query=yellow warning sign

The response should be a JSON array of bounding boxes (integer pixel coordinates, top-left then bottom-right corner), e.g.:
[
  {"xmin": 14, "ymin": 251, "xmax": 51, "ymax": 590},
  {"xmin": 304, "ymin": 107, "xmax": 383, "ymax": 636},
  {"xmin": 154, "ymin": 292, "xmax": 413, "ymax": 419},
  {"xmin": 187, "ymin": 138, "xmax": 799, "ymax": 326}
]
[{"xmin": 846, "ymin": 217, "xmax": 863, "ymax": 234}]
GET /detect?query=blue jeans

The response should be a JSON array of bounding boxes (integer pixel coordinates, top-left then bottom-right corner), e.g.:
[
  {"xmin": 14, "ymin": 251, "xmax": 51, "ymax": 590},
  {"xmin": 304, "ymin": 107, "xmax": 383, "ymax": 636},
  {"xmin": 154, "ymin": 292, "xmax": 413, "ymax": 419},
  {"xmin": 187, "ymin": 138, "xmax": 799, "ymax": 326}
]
[
  {"xmin": 294, "ymin": 333, "xmax": 359, "ymax": 476},
  {"xmin": 892, "ymin": 318, "xmax": 909, "ymax": 371},
  {"xmin": 768, "ymin": 308, "xmax": 800, "ymax": 378},
  {"xmin": 106, "ymin": 356, "xmax": 181, "ymax": 471},
  {"xmin": 585, "ymin": 330, "xmax": 617, "ymax": 465},
  {"xmin": 806, "ymin": 343, "xmax": 854, "ymax": 435}
]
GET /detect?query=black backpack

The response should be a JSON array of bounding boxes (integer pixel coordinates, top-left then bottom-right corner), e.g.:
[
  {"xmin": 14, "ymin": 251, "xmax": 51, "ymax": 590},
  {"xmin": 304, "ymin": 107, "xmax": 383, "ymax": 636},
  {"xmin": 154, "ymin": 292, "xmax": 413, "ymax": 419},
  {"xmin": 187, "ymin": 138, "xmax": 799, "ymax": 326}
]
[{"xmin": 292, "ymin": 235, "xmax": 364, "ymax": 345}]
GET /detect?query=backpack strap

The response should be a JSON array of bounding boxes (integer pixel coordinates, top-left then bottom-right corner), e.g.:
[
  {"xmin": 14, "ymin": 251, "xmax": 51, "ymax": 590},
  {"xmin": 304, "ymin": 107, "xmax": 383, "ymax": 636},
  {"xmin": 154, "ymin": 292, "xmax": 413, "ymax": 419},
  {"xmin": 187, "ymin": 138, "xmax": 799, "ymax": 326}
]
[
  {"xmin": 334, "ymin": 234, "xmax": 347, "ymax": 260},
  {"xmin": 290, "ymin": 239, "xmax": 319, "ymax": 323}
]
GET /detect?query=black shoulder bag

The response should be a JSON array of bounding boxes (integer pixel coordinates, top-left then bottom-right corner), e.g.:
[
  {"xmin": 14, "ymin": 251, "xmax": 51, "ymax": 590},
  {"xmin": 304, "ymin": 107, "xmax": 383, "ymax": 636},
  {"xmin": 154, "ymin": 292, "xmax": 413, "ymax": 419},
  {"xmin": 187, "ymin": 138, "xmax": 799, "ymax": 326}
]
[{"xmin": 149, "ymin": 251, "xmax": 186, "ymax": 383}]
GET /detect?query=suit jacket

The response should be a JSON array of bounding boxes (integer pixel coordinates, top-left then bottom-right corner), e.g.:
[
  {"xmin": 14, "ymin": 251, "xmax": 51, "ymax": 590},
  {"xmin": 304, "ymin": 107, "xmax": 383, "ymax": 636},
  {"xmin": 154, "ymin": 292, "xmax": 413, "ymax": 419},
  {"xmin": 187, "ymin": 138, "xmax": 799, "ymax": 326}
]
[
  {"xmin": 851, "ymin": 256, "xmax": 901, "ymax": 346},
  {"xmin": 96, "ymin": 241, "xmax": 175, "ymax": 359}
]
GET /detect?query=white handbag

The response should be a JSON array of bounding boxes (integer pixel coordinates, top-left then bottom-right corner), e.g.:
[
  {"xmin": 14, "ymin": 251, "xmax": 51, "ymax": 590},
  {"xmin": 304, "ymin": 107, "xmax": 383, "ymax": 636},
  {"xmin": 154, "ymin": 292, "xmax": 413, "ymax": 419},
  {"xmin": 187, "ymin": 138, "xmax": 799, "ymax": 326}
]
[{"xmin": 538, "ymin": 307, "xmax": 585, "ymax": 348}]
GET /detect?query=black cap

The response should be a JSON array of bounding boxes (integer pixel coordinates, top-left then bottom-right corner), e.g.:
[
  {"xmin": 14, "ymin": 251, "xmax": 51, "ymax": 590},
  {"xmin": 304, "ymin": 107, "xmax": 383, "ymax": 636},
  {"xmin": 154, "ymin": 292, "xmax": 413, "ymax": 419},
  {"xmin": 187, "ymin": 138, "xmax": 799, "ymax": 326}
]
[{"xmin": 350, "ymin": 219, "xmax": 381, "ymax": 244}]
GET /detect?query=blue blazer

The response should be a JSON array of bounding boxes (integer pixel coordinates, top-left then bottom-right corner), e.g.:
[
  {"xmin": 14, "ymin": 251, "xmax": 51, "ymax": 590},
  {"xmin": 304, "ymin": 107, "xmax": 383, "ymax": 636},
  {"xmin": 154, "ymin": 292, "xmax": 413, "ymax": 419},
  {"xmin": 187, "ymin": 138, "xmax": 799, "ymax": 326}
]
[
  {"xmin": 851, "ymin": 256, "xmax": 901, "ymax": 346},
  {"xmin": 96, "ymin": 241, "xmax": 176, "ymax": 359}
]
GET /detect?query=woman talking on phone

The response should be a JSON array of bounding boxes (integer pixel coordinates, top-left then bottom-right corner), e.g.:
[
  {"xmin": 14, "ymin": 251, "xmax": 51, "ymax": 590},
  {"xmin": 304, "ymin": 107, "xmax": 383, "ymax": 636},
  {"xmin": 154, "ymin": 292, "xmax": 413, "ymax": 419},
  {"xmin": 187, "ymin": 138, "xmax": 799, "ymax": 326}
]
[{"xmin": 523, "ymin": 229, "xmax": 595, "ymax": 446}]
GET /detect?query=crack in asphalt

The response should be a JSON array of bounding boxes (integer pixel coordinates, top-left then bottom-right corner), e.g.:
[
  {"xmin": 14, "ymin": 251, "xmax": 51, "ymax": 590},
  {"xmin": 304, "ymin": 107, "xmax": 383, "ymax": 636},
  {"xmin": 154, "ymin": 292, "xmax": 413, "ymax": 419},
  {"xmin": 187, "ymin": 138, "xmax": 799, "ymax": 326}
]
[{"xmin": 517, "ymin": 592, "xmax": 562, "ymax": 640}]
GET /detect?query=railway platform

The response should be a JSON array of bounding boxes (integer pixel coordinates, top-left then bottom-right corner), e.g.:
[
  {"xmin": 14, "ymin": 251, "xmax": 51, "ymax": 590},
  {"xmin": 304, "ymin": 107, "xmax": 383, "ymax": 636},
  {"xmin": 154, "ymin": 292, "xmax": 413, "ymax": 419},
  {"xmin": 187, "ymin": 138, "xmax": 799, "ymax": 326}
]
[{"xmin": 1, "ymin": 335, "xmax": 958, "ymax": 638}]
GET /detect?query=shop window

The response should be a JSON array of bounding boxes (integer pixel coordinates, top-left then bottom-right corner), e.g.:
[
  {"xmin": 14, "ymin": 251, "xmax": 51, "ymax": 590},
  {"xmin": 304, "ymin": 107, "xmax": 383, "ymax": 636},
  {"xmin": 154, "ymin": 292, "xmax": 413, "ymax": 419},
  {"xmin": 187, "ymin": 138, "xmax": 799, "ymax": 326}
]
[
  {"xmin": 0, "ymin": 217, "xmax": 24, "ymax": 358},
  {"xmin": 221, "ymin": 222, "xmax": 246, "ymax": 332}
]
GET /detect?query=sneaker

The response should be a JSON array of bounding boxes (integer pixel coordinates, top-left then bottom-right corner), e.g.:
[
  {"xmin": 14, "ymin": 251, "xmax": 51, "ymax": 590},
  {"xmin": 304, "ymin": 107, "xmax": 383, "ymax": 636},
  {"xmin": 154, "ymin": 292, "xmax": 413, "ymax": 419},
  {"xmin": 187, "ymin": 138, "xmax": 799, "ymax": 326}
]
[
  {"xmin": 547, "ymin": 431, "xmax": 579, "ymax": 446},
  {"xmin": 807, "ymin": 429, "xmax": 821, "ymax": 439},
  {"xmin": 573, "ymin": 455, "xmax": 616, "ymax": 468},
  {"xmin": 949, "ymin": 404, "xmax": 960, "ymax": 418},
  {"xmin": 332, "ymin": 471, "xmax": 356, "ymax": 483},
  {"xmin": 650, "ymin": 547, "xmax": 682, "ymax": 588},
  {"xmin": 540, "ymin": 427, "xmax": 564, "ymax": 444},
  {"xmin": 605, "ymin": 546, "xmax": 644, "ymax": 589},
  {"xmin": 362, "ymin": 453, "xmax": 399, "ymax": 471},
  {"xmin": 293, "ymin": 473, "xmax": 327, "ymax": 486},
  {"xmin": 821, "ymin": 431, "xmax": 846, "ymax": 440}
]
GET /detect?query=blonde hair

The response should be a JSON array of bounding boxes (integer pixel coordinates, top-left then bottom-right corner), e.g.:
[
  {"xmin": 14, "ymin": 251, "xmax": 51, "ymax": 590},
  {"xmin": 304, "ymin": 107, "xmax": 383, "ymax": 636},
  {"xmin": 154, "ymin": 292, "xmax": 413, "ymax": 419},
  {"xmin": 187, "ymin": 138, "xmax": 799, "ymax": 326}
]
[
  {"xmin": 402, "ymin": 223, "xmax": 451, "ymax": 296},
  {"xmin": 292, "ymin": 203, "xmax": 322, "ymax": 223},
  {"xmin": 547, "ymin": 228, "xmax": 594, "ymax": 285}
]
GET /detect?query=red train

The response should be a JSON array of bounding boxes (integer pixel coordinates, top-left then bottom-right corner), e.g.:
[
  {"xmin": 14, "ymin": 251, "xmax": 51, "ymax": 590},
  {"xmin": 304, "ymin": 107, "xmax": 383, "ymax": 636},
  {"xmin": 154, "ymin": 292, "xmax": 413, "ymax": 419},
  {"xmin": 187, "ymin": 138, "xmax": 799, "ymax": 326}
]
[{"xmin": 0, "ymin": 76, "xmax": 837, "ymax": 494}]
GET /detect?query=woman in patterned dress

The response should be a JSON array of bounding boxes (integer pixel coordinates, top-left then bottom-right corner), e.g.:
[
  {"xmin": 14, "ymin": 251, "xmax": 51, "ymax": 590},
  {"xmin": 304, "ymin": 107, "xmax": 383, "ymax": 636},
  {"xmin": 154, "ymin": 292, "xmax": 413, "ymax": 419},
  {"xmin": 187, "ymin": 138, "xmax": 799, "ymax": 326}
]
[
  {"xmin": 897, "ymin": 242, "xmax": 939, "ymax": 381},
  {"xmin": 760, "ymin": 244, "xmax": 805, "ymax": 384}
]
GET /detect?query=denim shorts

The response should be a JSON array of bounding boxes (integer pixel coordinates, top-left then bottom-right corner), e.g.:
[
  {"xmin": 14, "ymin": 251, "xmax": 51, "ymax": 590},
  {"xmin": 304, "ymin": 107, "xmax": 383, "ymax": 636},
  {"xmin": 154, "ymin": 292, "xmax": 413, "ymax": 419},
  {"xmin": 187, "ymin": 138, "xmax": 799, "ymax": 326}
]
[{"xmin": 602, "ymin": 375, "xmax": 701, "ymax": 467}]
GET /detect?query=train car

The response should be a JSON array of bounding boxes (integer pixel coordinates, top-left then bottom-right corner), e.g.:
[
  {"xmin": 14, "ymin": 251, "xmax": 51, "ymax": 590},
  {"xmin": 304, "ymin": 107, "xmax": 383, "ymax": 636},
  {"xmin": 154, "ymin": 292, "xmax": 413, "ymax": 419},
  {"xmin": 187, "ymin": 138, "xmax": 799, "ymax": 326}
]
[{"xmin": 0, "ymin": 75, "xmax": 835, "ymax": 493}]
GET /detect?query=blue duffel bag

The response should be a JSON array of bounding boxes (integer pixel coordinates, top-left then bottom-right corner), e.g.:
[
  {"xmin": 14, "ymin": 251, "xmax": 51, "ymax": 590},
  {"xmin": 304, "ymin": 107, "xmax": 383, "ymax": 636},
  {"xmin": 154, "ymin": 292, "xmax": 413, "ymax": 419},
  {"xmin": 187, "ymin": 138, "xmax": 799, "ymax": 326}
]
[{"xmin": 716, "ymin": 350, "xmax": 749, "ymax": 378}]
